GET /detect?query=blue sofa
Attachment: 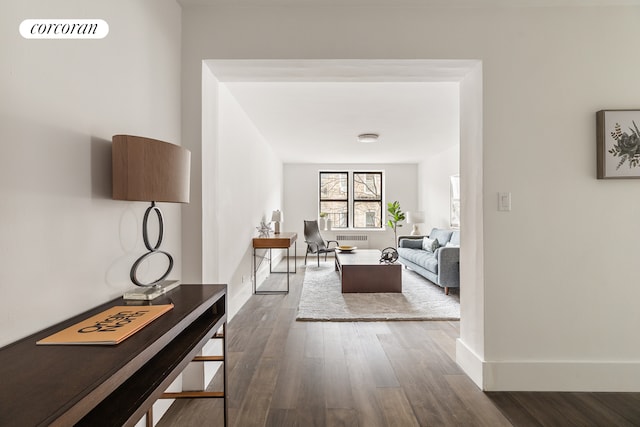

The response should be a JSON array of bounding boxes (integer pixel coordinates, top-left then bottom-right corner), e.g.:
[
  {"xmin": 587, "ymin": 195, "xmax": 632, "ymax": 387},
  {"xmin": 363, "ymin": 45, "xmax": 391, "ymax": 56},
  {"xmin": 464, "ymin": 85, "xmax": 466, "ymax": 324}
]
[{"xmin": 397, "ymin": 228, "xmax": 460, "ymax": 295}]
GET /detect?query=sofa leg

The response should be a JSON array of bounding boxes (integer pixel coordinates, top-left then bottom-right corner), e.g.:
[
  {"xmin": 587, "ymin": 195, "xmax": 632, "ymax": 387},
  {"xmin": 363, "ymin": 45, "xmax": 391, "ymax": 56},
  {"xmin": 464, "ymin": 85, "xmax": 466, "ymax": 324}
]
[{"xmin": 445, "ymin": 287, "xmax": 449, "ymax": 295}]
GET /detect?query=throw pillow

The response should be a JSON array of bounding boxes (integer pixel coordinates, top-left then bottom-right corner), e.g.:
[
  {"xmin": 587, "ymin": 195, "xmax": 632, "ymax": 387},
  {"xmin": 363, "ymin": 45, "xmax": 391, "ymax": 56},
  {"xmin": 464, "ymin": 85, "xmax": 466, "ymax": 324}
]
[
  {"xmin": 401, "ymin": 239, "xmax": 423, "ymax": 249},
  {"xmin": 429, "ymin": 228, "xmax": 453, "ymax": 247},
  {"xmin": 422, "ymin": 237, "xmax": 440, "ymax": 253},
  {"xmin": 449, "ymin": 230, "xmax": 461, "ymax": 246}
]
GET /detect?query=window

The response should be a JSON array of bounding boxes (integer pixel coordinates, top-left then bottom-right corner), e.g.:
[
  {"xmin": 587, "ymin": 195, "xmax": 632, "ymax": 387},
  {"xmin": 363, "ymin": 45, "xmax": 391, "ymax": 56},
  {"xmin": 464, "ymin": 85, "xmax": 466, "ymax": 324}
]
[
  {"xmin": 319, "ymin": 171, "xmax": 383, "ymax": 229},
  {"xmin": 319, "ymin": 172, "xmax": 349, "ymax": 227},
  {"xmin": 353, "ymin": 172, "xmax": 382, "ymax": 228}
]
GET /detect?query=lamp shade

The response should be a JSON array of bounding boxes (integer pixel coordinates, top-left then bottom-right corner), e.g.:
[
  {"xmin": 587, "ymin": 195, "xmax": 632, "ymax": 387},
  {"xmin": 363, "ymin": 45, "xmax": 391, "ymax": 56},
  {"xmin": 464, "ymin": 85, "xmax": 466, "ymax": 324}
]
[
  {"xmin": 112, "ymin": 134, "xmax": 191, "ymax": 203},
  {"xmin": 406, "ymin": 211, "xmax": 425, "ymax": 224},
  {"xmin": 271, "ymin": 210, "xmax": 282, "ymax": 222}
]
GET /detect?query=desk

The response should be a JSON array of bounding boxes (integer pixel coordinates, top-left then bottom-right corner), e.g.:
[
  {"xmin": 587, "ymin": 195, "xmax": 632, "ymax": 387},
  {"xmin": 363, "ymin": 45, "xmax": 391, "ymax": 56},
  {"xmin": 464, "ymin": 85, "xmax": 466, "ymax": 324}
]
[
  {"xmin": 252, "ymin": 232, "xmax": 297, "ymax": 294},
  {"xmin": 0, "ymin": 285, "xmax": 227, "ymax": 427}
]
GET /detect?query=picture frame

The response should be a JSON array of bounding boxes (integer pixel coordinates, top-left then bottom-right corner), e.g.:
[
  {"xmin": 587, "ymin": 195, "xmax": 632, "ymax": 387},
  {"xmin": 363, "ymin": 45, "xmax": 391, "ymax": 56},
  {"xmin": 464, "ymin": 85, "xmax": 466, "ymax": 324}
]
[{"xmin": 597, "ymin": 109, "xmax": 640, "ymax": 179}]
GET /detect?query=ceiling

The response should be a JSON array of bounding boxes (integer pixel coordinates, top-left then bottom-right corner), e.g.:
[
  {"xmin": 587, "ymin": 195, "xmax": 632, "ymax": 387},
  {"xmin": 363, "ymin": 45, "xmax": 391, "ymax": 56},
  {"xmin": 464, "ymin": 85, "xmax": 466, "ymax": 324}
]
[
  {"xmin": 223, "ymin": 81, "xmax": 459, "ymax": 164},
  {"xmin": 206, "ymin": 60, "xmax": 469, "ymax": 164}
]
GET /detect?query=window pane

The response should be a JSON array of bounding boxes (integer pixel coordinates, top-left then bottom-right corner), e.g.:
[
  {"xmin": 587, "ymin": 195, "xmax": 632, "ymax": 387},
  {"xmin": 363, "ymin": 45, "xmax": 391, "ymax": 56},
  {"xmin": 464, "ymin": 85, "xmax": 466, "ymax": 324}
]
[
  {"xmin": 353, "ymin": 201, "xmax": 382, "ymax": 228},
  {"xmin": 320, "ymin": 173, "xmax": 348, "ymax": 200},
  {"xmin": 354, "ymin": 173, "xmax": 382, "ymax": 200},
  {"xmin": 320, "ymin": 201, "xmax": 348, "ymax": 228}
]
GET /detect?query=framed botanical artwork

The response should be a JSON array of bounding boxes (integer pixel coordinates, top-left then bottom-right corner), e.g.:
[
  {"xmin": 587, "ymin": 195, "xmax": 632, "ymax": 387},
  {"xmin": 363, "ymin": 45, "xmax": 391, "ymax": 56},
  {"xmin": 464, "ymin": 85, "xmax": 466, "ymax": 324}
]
[{"xmin": 597, "ymin": 109, "xmax": 640, "ymax": 179}]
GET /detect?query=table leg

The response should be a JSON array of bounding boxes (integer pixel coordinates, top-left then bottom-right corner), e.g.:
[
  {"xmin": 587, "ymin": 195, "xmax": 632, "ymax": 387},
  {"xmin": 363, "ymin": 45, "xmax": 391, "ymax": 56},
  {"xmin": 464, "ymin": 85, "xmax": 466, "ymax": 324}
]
[
  {"xmin": 254, "ymin": 246, "xmax": 290, "ymax": 295},
  {"xmin": 253, "ymin": 241, "xmax": 297, "ymax": 294}
]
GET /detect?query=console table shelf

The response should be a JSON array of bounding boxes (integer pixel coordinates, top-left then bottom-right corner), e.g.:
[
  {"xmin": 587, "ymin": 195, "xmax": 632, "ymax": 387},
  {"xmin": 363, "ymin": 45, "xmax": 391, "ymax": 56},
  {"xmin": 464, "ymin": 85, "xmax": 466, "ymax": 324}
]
[{"xmin": 0, "ymin": 284, "xmax": 227, "ymax": 427}]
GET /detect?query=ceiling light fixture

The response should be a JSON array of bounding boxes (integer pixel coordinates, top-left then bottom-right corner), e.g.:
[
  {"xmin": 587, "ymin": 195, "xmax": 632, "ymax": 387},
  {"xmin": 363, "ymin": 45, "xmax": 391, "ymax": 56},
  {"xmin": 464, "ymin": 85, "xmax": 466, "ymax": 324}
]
[{"xmin": 357, "ymin": 133, "xmax": 379, "ymax": 143}]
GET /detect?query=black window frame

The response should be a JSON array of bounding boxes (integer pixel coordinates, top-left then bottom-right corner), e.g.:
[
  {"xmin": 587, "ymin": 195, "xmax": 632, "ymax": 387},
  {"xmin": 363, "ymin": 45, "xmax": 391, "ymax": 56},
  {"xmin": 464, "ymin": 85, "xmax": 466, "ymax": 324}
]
[
  {"xmin": 352, "ymin": 171, "xmax": 383, "ymax": 229},
  {"xmin": 318, "ymin": 170, "xmax": 384, "ymax": 230},
  {"xmin": 319, "ymin": 171, "xmax": 350, "ymax": 228}
]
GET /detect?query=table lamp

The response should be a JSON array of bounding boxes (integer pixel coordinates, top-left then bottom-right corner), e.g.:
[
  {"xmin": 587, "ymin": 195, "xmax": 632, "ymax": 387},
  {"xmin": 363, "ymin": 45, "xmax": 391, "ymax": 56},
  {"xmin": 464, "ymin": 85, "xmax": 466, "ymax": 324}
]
[
  {"xmin": 271, "ymin": 210, "xmax": 282, "ymax": 234},
  {"xmin": 406, "ymin": 211, "xmax": 425, "ymax": 235},
  {"xmin": 112, "ymin": 134, "xmax": 191, "ymax": 300}
]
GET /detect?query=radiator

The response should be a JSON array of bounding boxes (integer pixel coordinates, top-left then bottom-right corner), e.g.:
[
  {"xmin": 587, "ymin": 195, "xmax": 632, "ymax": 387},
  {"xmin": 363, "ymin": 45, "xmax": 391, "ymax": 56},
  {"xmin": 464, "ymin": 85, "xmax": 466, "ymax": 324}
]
[{"xmin": 334, "ymin": 234, "xmax": 369, "ymax": 248}]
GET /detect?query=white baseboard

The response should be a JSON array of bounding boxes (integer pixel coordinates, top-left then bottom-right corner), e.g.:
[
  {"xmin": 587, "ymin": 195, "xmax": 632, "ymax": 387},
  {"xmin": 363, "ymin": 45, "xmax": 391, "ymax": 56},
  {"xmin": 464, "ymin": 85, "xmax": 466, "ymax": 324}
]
[
  {"xmin": 484, "ymin": 360, "xmax": 640, "ymax": 392},
  {"xmin": 456, "ymin": 338, "xmax": 484, "ymax": 389},
  {"xmin": 456, "ymin": 339, "xmax": 640, "ymax": 391}
]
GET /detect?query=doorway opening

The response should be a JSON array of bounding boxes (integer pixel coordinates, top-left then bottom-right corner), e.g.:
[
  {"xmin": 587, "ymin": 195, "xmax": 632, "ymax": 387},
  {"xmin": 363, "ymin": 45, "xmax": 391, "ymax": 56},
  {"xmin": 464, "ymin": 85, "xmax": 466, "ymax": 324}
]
[{"xmin": 201, "ymin": 59, "xmax": 484, "ymax": 387}]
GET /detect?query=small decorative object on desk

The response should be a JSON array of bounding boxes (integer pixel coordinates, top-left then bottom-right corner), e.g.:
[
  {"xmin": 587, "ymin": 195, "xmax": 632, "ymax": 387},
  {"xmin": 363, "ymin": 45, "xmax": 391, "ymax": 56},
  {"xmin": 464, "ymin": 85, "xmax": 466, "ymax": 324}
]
[
  {"xmin": 256, "ymin": 220, "xmax": 272, "ymax": 237},
  {"xmin": 337, "ymin": 245, "xmax": 357, "ymax": 252},
  {"xmin": 380, "ymin": 247, "xmax": 399, "ymax": 264}
]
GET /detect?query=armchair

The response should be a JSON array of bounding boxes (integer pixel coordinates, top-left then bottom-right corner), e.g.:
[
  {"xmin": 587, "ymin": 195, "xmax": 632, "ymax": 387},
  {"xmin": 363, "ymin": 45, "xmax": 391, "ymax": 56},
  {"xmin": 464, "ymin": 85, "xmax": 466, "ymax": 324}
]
[{"xmin": 303, "ymin": 220, "xmax": 339, "ymax": 267}]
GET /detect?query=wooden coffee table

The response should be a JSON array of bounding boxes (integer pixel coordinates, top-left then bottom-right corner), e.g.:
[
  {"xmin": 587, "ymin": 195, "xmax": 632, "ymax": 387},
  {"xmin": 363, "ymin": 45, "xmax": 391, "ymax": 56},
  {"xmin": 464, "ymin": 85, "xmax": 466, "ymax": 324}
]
[{"xmin": 335, "ymin": 249, "xmax": 402, "ymax": 293}]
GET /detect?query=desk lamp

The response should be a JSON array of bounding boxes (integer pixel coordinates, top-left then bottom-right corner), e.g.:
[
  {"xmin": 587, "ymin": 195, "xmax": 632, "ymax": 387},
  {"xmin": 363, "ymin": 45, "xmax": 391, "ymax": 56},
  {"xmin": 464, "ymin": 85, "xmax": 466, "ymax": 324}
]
[
  {"xmin": 271, "ymin": 210, "xmax": 282, "ymax": 234},
  {"xmin": 112, "ymin": 134, "xmax": 191, "ymax": 300}
]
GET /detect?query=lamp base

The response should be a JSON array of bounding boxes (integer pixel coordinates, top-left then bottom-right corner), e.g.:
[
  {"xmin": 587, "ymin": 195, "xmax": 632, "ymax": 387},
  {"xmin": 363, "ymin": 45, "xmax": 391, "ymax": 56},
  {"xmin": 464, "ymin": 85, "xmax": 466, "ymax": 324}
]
[
  {"xmin": 123, "ymin": 280, "xmax": 181, "ymax": 301},
  {"xmin": 410, "ymin": 224, "xmax": 421, "ymax": 235}
]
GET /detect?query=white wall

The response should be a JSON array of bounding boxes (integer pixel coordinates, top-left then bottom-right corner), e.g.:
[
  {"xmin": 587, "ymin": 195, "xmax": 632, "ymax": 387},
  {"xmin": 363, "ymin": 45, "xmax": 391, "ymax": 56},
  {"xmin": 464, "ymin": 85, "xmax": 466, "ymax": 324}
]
[
  {"xmin": 284, "ymin": 163, "xmax": 418, "ymax": 251},
  {"xmin": 217, "ymin": 84, "xmax": 284, "ymax": 317},
  {"xmin": 456, "ymin": 63, "xmax": 485, "ymax": 387},
  {"xmin": 419, "ymin": 145, "xmax": 460, "ymax": 232},
  {"xmin": 201, "ymin": 64, "xmax": 284, "ymax": 317},
  {"xmin": 181, "ymin": 4, "xmax": 640, "ymax": 391},
  {"xmin": 0, "ymin": 0, "xmax": 182, "ymax": 347}
]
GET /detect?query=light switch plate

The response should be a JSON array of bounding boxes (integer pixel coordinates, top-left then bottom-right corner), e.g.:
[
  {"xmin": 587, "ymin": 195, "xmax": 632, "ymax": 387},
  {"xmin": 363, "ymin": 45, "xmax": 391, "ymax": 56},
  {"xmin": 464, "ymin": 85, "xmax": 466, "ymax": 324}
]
[{"xmin": 498, "ymin": 192, "xmax": 511, "ymax": 211}]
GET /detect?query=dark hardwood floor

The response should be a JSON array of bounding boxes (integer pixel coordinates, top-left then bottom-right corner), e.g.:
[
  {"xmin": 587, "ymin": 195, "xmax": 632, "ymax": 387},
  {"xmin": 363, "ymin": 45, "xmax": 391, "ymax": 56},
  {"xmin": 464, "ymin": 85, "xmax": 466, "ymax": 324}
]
[{"xmin": 158, "ymin": 261, "xmax": 640, "ymax": 426}]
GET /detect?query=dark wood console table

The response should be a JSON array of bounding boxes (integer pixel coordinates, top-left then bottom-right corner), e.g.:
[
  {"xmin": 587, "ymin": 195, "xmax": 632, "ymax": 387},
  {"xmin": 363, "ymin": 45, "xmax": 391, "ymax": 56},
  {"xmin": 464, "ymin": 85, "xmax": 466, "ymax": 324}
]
[{"xmin": 0, "ymin": 284, "xmax": 227, "ymax": 427}]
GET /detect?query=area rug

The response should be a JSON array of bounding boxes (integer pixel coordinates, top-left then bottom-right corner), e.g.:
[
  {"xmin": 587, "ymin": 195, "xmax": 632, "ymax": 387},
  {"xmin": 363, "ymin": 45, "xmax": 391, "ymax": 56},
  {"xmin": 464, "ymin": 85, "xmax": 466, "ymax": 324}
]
[{"xmin": 296, "ymin": 262, "xmax": 460, "ymax": 321}]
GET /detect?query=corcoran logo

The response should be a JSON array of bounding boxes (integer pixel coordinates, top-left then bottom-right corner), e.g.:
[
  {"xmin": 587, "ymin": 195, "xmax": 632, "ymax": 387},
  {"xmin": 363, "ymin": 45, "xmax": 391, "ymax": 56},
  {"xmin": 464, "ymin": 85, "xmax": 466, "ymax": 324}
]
[{"xmin": 19, "ymin": 19, "xmax": 109, "ymax": 39}]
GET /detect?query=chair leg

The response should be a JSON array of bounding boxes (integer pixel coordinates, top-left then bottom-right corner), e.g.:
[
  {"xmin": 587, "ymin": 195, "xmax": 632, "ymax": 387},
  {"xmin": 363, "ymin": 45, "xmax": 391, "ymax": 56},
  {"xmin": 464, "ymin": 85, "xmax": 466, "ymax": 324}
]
[
  {"xmin": 305, "ymin": 252, "xmax": 308, "ymax": 265},
  {"xmin": 445, "ymin": 287, "xmax": 450, "ymax": 295},
  {"xmin": 317, "ymin": 253, "xmax": 320, "ymax": 267}
]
